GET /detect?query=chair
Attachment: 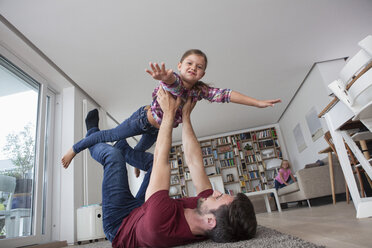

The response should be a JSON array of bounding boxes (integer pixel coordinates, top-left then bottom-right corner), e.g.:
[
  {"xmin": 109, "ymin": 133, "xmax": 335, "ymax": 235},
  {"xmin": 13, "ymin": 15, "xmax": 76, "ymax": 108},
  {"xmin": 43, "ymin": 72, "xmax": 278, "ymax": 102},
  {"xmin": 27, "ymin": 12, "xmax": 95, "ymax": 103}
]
[
  {"xmin": 328, "ymin": 35, "xmax": 372, "ymax": 132},
  {"xmin": 321, "ymin": 35, "xmax": 372, "ymax": 218},
  {"xmin": 323, "ymin": 131, "xmax": 366, "ymax": 202},
  {"xmin": 0, "ymin": 175, "xmax": 16, "ymax": 235},
  {"xmin": 359, "ymin": 35, "xmax": 372, "ymax": 56},
  {"xmin": 0, "ymin": 175, "xmax": 32, "ymax": 238},
  {"xmin": 0, "ymin": 175, "xmax": 16, "ymax": 210}
]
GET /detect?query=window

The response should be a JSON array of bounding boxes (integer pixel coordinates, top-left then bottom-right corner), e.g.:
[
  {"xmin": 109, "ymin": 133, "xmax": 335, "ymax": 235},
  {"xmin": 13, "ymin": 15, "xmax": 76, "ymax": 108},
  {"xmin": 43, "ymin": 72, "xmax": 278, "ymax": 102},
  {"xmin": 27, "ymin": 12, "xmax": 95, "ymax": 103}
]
[{"xmin": 0, "ymin": 55, "xmax": 54, "ymax": 246}]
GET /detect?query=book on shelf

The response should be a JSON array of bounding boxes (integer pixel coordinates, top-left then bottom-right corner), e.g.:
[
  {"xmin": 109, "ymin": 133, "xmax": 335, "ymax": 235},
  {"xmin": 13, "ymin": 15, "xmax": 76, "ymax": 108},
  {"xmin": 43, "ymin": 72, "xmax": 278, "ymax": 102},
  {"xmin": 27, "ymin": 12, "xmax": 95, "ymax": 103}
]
[
  {"xmin": 261, "ymin": 176, "xmax": 267, "ymax": 183},
  {"xmin": 220, "ymin": 158, "xmax": 235, "ymax": 167},
  {"xmin": 219, "ymin": 151, "xmax": 233, "ymax": 159},
  {"xmin": 249, "ymin": 171, "xmax": 259, "ymax": 179},
  {"xmin": 233, "ymin": 147, "xmax": 239, "ymax": 156},
  {"xmin": 170, "ymin": 160, "xmax": 178, "ymax": 169},
  {"xmin": 247, "ymin": 164, "xmax": 258, "ymax": 171},
  {"xmin": 181, "ymin": 187, "xmax": 187, "ymax": 197},
  {"xmin": 239, "ymin": 151, "xmax": 244, "ymax": 160},
  {"xmin": 200, "ymin": 140, "xmax": 212, "ymax": 147},
  {"xmin": 202, "ymin": 147, "xmax": 212, "ymax": 156},
  {"xmin": 215, "ymin": 166, "xmax": 221, "ymax": 174},
  {"xmin": 218, "ymin": 145, "xmax": 231, "ymax": 153},
  {"xmin": 252, "ymin": 133, "xmax": 257, "ymax": 141},
  {"xmin": 257, "ymin": 129, "xmax": 273, "ymax": 139},
  {"xmin": 258, "ymin": 164, "xmax": 265, "ymax": 173},
  {"xmin": 271, "ymin": 129, "xmax": 277, "ymax": 138},
  {"xmin": 231, "ymin": 136, "xmax": 237, "ymax": 145},
  {"xmin": 217, "ymin": 136, "xmax": 231, "ymax": 145},
  {"xmin": 203, "ymin": 157, "xmax": 214, "ymax": 166},
  {"xmin": 239, "ymin": 132, "xmax": 251, "ymax": 140},
  {"xmin": 213, "ymin": 150, "xmax": 218, "ymax": 159},
  {"xmin": 180, "ymin": 177, "xmax": 185, "ymax": 186},
  {"xmin": 258, "ymin": 139, "xmax": 274, "ymax": 148},
  {"xmin": 277, "ymin": 149, "xmax": 282, "ymax": 158}
]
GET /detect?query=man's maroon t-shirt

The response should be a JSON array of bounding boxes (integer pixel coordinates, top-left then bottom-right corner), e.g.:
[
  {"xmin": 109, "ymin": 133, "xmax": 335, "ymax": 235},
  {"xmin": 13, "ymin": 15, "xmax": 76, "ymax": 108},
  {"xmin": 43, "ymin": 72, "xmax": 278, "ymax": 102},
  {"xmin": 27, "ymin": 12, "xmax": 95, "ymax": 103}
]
[{"xmin": 112, "ymin": 189, "xmax": 213, "ymax": 248}]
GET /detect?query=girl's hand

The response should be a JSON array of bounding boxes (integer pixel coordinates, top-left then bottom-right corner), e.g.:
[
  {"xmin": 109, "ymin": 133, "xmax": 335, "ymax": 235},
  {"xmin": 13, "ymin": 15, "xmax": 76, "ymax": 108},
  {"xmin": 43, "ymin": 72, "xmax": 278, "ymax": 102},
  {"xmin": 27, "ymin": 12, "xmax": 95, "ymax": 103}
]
[
  {"xmin": 145, "ymin": 62, "xmax": 175, "ymax": 84},
  {"xmin": 256, "ymin": 99, "xmax": 282, "ymax": 108}
]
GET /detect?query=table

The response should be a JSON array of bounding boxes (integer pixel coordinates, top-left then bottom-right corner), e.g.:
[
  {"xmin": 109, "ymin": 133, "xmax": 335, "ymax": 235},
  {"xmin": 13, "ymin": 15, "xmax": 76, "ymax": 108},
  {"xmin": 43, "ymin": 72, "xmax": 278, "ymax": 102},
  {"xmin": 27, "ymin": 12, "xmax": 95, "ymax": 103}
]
[
  {"xmin": 245, "ymin": 188, "xmax": 282, "ymax": 213},
  {"xmin": 318, "ymin": 146, "xmax": 337, "ymax": 205}
]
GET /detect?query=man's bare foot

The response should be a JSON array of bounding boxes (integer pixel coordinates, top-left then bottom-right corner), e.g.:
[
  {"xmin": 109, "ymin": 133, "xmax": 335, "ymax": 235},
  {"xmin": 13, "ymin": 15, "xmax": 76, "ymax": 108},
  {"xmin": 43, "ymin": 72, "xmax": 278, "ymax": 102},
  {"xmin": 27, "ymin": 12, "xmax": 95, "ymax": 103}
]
[
  {"xmin": 135, "ymin": 168, "xmax": 140, "ymax": 178},
  {"xmin": 62, "ymin": 147, "xmax": 76, "ymax": 168}
]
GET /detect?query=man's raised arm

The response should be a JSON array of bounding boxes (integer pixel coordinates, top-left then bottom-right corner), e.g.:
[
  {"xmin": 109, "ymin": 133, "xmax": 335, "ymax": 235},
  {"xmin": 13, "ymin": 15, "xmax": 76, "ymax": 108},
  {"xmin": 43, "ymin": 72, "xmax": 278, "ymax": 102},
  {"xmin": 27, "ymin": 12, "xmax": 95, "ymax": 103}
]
[
  {"xmin": 145, "ymin": 86, "xmax": 181, "ymax": 201},
  {"xmin": 182, "ymin": 98, "xmax": 212, "ymax": 194}
]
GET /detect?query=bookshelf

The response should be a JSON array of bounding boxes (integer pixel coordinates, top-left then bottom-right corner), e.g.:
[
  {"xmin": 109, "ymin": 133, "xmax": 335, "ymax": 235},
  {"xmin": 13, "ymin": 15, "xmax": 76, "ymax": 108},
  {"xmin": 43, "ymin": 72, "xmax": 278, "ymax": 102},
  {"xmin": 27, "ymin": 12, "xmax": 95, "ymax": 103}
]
[
  {"xmin": 168, "ymin": 126, "xmax": 283, "ymax": 197},
  {"xmin": 169, "ymin": 145, "xmax": 188, "ymax": 199}
]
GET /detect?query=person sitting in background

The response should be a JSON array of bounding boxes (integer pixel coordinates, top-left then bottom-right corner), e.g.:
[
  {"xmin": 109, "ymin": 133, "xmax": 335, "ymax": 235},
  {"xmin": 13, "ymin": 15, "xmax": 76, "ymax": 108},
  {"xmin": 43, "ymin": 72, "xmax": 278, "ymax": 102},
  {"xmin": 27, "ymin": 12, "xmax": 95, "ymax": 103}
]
[{"xmin": 274, "ymin": 160, "xmax": 296, "ymax": 191}]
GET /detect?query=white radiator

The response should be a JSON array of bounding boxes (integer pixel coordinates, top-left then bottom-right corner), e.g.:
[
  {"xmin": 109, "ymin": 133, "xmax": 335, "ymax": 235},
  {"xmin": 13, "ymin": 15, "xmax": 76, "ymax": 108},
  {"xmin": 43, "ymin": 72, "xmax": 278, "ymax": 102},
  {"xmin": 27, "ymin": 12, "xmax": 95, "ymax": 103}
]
[{"xmin": 76, "ymin": 204, "xmax": 105, "ymax": 243}]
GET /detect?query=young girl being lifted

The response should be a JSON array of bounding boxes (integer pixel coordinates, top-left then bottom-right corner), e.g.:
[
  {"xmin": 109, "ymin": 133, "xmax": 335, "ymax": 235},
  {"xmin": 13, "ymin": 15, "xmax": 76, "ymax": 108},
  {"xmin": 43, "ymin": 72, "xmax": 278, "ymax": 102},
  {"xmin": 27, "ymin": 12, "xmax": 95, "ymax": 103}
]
[{"xmin": 62, "ymin": 49, "xmax": 281, "ymax": 173}]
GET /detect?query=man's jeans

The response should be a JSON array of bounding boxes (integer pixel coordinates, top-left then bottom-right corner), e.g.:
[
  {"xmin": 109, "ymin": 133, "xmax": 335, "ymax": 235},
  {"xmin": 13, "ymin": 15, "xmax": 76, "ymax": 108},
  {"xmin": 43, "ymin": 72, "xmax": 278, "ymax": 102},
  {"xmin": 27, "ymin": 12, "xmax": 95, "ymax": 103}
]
[
  {"xmin": 74, "ymin": 106, "xmax": 159, "ymax": 154},
  {"xmin": 87, "ymin": 127, "xmax": 154, "ymax": 242}
]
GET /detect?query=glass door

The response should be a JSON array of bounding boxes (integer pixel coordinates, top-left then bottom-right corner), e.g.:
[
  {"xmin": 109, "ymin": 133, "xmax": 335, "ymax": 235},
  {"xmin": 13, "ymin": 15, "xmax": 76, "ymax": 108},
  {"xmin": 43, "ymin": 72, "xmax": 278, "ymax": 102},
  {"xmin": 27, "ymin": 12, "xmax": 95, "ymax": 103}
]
[{"xmin": 0, "ymin": 56, "xmax": 54, "ymax": 247}]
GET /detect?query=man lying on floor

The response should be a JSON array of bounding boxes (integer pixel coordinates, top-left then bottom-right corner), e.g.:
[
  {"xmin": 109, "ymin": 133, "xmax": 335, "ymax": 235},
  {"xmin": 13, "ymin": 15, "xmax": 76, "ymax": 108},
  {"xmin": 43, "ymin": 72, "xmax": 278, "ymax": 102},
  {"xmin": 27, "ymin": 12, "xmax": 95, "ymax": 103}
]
[{"xmin": 78, "ymin": 86, "xmax": 257, "ymax": 247}]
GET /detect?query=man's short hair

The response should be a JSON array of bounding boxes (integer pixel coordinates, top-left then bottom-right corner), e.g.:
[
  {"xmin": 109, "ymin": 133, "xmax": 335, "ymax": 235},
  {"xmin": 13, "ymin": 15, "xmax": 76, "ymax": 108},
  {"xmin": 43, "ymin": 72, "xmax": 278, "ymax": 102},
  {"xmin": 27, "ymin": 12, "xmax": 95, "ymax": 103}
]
[{"xmin": 206, "ymin": 193, "xmax": 257, "ymax": 242}]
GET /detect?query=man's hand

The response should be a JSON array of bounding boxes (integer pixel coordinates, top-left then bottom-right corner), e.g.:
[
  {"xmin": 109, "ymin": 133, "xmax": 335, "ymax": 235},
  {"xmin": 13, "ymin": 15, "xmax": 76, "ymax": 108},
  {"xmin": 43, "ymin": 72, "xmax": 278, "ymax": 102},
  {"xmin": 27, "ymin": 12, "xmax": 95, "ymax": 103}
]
[
  {"xmin": 146, "ymin": 62, "xmax": 175, "ymax": 84},
  {"xmin": 157, "ymin": 85, "xmax": 181, "ymax": 115},
  {"xmin": 182, "ymin": 97, "xmax": 197, "ymax": 118}
]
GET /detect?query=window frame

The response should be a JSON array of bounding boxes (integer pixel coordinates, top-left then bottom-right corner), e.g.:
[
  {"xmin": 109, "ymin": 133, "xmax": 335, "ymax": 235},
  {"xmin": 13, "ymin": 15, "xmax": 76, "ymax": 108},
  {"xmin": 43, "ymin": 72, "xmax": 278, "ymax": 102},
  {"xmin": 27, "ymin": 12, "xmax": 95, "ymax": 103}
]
[{"xmin": 0, "ymin": 54, "xmax": 55, "ymax": 247}]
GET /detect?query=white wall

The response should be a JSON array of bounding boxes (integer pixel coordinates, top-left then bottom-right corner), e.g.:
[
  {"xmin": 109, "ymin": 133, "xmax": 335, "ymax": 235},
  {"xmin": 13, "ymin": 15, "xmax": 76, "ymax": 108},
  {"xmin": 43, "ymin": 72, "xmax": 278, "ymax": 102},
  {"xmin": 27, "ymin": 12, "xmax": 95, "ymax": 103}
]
[{"xmin": 278, "ymin": 59, "xmax": 346, "ymax": 172}]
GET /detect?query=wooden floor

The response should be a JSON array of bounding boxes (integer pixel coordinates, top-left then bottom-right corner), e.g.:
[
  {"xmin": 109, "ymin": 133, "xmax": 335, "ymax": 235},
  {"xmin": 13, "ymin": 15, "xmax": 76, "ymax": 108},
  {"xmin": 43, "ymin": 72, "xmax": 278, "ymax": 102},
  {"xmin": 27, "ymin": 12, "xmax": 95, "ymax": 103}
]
[{"xmin": 257, "ymin": 201, "xmax": 372, "ymax": 248}]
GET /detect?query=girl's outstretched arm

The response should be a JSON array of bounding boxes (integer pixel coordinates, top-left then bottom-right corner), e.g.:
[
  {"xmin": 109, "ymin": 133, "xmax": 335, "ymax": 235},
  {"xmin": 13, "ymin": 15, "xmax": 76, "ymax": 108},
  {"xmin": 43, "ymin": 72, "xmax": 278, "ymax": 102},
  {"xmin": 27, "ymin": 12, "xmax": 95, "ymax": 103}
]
[
  {"xmin": 230, "ymin": 90, "xmax": 281, "ymax": 108},
  {"xmin": 145, "ymin": 62, "xmax": 176, "ymax": 85}
]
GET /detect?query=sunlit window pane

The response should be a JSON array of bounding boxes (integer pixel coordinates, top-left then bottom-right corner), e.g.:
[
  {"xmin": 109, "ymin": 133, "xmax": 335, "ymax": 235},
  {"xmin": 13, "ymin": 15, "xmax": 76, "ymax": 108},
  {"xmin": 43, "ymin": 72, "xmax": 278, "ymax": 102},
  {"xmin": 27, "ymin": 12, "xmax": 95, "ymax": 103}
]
[{"xmin": 0, "ymin": 57, "xmax": 39, "ymax": 239}]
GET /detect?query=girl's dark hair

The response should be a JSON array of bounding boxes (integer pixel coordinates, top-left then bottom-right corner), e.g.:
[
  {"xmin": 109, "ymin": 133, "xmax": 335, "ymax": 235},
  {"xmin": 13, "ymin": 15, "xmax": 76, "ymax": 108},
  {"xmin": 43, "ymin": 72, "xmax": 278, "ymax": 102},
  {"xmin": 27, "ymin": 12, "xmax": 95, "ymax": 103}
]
[
  {"xmin": 180, "ymin": 49, "xmax": 210, "ymax": 93},
  {"xmin": 205, "ymin": 193, "xmax": 257, "ymax": 242}
]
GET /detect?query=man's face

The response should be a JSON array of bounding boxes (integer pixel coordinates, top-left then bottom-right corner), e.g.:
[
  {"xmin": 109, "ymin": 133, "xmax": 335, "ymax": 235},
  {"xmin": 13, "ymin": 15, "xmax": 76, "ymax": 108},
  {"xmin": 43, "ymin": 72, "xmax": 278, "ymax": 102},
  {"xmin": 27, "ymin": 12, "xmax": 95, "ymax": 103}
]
[{"xmin": 197, "ymin": 190, "xmax": 234, "ymax": 215}]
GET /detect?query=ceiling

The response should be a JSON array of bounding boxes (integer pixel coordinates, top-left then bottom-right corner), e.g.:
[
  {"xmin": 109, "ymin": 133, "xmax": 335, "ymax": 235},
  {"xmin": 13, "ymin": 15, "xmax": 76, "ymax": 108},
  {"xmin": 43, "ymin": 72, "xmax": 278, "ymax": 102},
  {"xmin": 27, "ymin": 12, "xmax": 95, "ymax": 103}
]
[{"xmin": 1, "ymin": 0, "xmax": 372, "ymax": 142}]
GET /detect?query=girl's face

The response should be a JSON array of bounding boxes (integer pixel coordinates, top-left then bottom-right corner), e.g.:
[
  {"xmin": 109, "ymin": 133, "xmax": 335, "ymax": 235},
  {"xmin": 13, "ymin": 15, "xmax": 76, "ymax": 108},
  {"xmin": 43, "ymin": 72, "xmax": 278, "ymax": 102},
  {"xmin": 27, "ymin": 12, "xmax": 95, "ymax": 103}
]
[
  {"xmin": 177, "ymin": 54, "xmax": 206, "ymax": 88},
  {"xmin": 282, "ymin": 161, "xmax": 289, "ymax": 169}
]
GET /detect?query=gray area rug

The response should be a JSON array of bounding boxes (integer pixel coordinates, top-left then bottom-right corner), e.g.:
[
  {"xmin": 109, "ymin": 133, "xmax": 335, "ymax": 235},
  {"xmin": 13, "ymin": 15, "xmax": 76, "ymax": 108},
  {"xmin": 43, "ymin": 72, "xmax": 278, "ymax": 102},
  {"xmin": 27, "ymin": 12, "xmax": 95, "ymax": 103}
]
[{"xmin": 70, "ymin": 225, "xmax": 324, "ymax": 248}]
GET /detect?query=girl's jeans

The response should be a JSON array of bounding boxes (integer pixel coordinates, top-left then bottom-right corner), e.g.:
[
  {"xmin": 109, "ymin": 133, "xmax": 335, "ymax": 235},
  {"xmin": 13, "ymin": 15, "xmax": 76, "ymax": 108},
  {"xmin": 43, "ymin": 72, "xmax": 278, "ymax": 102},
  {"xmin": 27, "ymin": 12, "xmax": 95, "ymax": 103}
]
[
  {"xmin": 73, "ymin": 106, "xmax": 159, "ymax": 154},
  {"xmin": 87, "ymin": 127, "xmax": 154, "ymax": 242},
  {"xmin": 274, "ymin": 178, "xmax": 294, "ymax": 191}
]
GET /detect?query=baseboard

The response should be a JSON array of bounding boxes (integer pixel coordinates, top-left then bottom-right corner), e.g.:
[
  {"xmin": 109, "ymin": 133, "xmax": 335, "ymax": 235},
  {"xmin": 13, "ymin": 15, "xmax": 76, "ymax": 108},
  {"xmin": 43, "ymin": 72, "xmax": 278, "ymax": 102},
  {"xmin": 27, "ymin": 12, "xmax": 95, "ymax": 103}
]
[{"xmin": 19, "ymin": 241, "xmax": 68, "ymax": 248}]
